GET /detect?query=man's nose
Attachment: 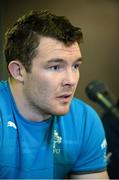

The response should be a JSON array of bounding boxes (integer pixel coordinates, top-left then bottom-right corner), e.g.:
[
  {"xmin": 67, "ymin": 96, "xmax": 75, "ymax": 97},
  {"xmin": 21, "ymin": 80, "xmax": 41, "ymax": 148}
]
[{"xmin": 62, "ymin": 69, "xmax": 79, "ymax": 87}]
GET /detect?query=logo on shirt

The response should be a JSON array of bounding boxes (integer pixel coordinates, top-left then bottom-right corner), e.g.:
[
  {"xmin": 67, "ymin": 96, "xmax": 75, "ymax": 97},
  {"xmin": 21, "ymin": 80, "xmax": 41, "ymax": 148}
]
[
  {"xmin": 101, "ymin": 138, "xmax": 108, "ymax": 163},
  {"xmin": 101, "ymin": 138, "xmax": 107, "ymax": 149},
  {"xmin": 52, "ymin": 130, "xmax": 62, "ymax": 155},
  {"xmin": 7, "ymin": 121, "xmax": 17, "ymax": 129}
]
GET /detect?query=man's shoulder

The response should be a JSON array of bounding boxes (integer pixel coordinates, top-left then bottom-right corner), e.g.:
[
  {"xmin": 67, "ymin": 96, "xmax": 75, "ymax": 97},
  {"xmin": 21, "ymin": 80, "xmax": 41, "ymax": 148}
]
[
  {"xmin": 68, "ymin": 97, "xmax": 101, "ymax": 124},
  {"xmin": 0, "ymin": 80, "xmax": 10, "ymax": 107},
  {"xmin": 0, "ymin": 80, "xmax": 8, "ymax": 93},
  {"xmin": 70, "ymin": 97, "xmax": 96, "ymax": 114}
]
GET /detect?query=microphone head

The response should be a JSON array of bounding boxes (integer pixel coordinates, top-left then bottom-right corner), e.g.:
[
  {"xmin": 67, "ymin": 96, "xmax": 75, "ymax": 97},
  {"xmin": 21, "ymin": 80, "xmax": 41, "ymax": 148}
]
[
  {"xmin": 85, "ymin": 80, "xmax": 109, "ymax": 102},
  {"xmin": 86, "ymin": 80, "xmax": 118, "ymax": 115}
]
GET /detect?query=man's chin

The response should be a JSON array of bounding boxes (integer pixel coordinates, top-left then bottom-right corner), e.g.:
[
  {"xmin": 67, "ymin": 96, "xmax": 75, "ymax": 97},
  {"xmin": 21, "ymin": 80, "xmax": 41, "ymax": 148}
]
[{"xmin": 53, "ymin": 107, "xmax": 70, "ymax": 116}]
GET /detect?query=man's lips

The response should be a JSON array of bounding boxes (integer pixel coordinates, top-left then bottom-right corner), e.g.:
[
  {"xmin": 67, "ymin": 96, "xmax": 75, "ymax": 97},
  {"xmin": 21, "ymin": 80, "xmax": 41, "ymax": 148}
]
[{"xmin": 56, "ymin": 94, "xmax": 72, "ymax": 103}]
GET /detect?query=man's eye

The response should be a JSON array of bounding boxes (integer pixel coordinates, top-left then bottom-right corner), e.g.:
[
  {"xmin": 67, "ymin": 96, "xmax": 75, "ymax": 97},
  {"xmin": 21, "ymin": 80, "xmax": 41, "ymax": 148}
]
[
  {"xmin": 73, "ymin": 64, "xmax": 80, "ymax": 69},
  {"xmin": 73, "ymin": 61, "xmax": 82, "ymax": 70},
  {"xmin": 49, "ymin": 65, "xmax": 61, "ymax": 71}
]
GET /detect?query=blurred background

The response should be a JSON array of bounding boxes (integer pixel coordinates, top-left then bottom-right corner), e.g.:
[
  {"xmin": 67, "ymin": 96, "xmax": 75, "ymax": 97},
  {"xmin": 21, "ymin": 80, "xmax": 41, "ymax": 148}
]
[{"xmin": 0, "ymin": 0, "xmax": 119, "ymax": 116}]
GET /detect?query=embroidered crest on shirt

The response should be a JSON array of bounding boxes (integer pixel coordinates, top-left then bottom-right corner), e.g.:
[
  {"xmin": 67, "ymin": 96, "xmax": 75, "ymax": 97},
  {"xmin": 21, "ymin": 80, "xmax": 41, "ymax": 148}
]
[
  {"xmin": 101, "ymin": 138, "xmax": 107, "ymax": 149},
  {"xmin": 52, "ymin": 130, "xmax": 62, "ymax": 154},
  {"xmin": 101, "ymin": 138, "xmax": 107, "ymax": 162},
  {"xmin": 7, "ymin": 121, "xmax": 17, "ymax": 129}
]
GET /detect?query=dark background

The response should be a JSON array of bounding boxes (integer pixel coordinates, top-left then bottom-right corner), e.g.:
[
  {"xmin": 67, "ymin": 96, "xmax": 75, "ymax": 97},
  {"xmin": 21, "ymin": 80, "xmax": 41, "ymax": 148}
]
[{"xmin": 0, "ymin": 0, "xmax": 119, "ymax": 115}]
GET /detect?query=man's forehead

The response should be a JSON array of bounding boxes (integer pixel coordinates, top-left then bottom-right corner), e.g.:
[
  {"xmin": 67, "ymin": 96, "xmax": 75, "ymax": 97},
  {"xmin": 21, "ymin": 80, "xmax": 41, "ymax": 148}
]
[
  {"xmin": 39, "ymin": 36, "xmax": 80, "ymax": 51},
  {"xmin": 33, "ymin": 37, "xmax": 82, "ymax": 65},
  {"xmin": 36, "ymin": 37, "xmax": 81, "ymax": 60}
]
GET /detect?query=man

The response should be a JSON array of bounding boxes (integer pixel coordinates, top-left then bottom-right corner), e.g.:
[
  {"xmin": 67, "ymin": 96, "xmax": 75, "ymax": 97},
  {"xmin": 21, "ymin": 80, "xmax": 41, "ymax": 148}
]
[{"xmin": 0, "ymin": 10, "xmax": 108, "ymax": 179}]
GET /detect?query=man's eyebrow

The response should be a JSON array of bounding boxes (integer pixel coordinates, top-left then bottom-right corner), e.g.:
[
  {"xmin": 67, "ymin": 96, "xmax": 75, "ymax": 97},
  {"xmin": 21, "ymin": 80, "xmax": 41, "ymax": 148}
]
[
  {"xmin": 46, "ymin": 58, "xmax": 83, "ymax": 64},
  {"xmin": 75, "ymin": 58, "xmax": 83, "ymax": 63},
  {"xmin": 47, "ymin": 59, "xmax": 65, "ymax": 63}
]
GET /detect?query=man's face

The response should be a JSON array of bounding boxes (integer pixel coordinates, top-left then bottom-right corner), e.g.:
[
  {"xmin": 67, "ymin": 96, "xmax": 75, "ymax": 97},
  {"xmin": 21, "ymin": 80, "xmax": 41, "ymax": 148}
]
[{"xmin": 23, "ymin": 37, "xmax": 82, "ymax": 117}]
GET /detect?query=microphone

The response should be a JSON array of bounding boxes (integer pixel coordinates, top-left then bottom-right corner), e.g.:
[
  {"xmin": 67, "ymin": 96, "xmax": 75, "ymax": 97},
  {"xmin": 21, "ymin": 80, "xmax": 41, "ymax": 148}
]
[{"xmin": 85, "ymin": 80, "xmax": 119, "ymax": 120}]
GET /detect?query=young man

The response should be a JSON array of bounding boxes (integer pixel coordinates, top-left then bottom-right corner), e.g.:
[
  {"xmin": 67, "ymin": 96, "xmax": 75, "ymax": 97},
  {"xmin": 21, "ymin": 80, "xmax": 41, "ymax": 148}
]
[{"xmin": 0, "ymin": 10, "xmax": 108, "ymax": 179}]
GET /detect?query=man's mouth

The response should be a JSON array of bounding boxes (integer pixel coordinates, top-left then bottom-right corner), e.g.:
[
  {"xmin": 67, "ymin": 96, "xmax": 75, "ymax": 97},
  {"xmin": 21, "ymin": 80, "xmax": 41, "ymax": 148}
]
[{"xmin": 56, "ymin": 94, "xmax": 72, "ymax": 103}]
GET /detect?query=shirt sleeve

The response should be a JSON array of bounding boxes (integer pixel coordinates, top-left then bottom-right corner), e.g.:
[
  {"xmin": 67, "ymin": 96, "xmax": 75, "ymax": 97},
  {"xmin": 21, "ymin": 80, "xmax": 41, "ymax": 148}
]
[{"xmin": 71, "ymin": 105, "xmax": 107, "ymax": 174}]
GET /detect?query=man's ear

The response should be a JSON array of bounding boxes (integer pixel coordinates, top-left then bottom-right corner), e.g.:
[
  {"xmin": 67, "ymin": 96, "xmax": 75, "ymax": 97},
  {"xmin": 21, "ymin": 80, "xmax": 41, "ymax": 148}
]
[{"xmin": 8, "ymin": 60, "xmax": 26, "ymax": 82}]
